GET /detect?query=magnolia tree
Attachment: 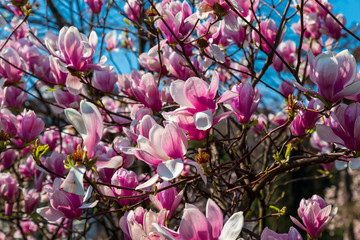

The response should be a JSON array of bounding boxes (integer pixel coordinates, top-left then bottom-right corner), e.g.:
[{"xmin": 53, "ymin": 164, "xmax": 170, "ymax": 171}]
[{"xmin": 0, "ymin": 0, "xmax": 359, "ymax": 239}]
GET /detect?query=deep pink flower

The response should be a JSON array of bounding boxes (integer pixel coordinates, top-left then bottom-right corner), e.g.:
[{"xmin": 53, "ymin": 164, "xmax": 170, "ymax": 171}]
[
  {"xmin": 37, "ymin": 178, "xmax": 85, "ymax": 221},
  {"xmin": 3, "ymin": 84, "xmax": 28, "ymax": 108},
  {"xmin": 111, "ymin": 168, "xmax": 139, "ymax": 206},
  {"xmin": 23, "ymin": 189, "xmax": 40, "ymax": 214},
  {"xmin": 18, "ymin": 110, "xmax": 45, "ymax": 143},
  {"xmin": 124, "ymin": 0, "xmax": 142, "ymax": 22},
  {"xmin": 46, "ymin": 26, "xmax": 107, "ymax": 73},
  {"xmin": 279, "ymin": 81, "xmax": 295, "ymax": 98},
  {"xmin": 252, "ymin": 19, "xmax": 280, "ymax": 53},
  {"xmin": 130, "ymin": 73, "xmax": 162, "ymax": 111},
  {"xmin": 272, "ymin": 40, "xmax": 297, "ymax": 72},
  {"xmin": 149, "ymin": 181, "xmax": 183, "ymax": 219},
  {"xmin": 217, "ymin": 83, "xmax": 261, "ymax": 124},
  {"xmin": 92, "ymin": 69, "xmax": 118, "ymax": 93},
  {"xmin": 291, "ymin": 99, "xmax": 322, "ymax": 136},
  {"xmin": 0, "ymin": 149, "xmax": 17, "ymax": 170},
  {"xmin": 321, "ymin": 13, "xmax": 345, "ymax": 39},
  {"xmin": 305, "ymin": 50, "xmax": 359, "ymax": 103},
  {"xmin": 84, "ymin": 0, "xmax": 105, "ymax": 14},
  {"xmin": 129, "ymin": 121, "xmax": 188, "ymax": 182},
  {"xmin": 290, "ymin": 195, "xmax": 337, "ymax": 239},
  {"xmin": 0, "ymin": 47, "xmax": 26, "ymax": 83},
  {"xmin": 316, "ymin": 103, "xmax": 360, "ymax": 151}
]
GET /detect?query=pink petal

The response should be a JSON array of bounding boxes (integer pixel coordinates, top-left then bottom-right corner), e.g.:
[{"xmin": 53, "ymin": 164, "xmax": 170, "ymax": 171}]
[
  {"xmin": 179, "ymin": 207, "xmax": 210, "ymax": 240},
  {"xmin": 206, "ymin": 199, "xmax": 223, "ymax": 239}
]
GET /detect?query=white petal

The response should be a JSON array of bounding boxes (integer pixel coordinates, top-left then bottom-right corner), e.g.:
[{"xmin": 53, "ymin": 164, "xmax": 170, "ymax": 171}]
[
  {"xmin": 64, "ymin": 108, "xmax": 87, "ymax": 139},
  {"xmin": 80, "ymin": 200, "xmax": 99, "ymax": 209},
  {"xmin": 349, "ymin": 158, "xmax": 360, "ymax": 170},
  {"xmin": 157, "ymin": 158, "xmax": 184, "ymax": 181},
  {"xmin": 334, "ymin": 160, "xmax": 348, "ymax": 170},
  {"xmin": 60, "ymin": 165, "xmax": 86, "ymax": 196},
  {"xmin": 219, "ymin": 211, "xmax": 244, "ymax": 240},
  {"xmin": 210, "ymin": 44, "xmax": 225, "ymax": 63},
  {"xmin": 135, "ymin": 174, "xmax": 159, "ymax": 190},
  {"xmin": 194, "ymin": 110, "xmax": 213, "ymax": 130},
  {"xmin": 83, "ymin": 186, "xmax": 93, "ymax": 202}
]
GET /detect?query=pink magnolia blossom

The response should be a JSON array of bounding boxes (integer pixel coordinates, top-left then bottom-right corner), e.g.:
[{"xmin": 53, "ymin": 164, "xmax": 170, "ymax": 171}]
[
  {"xmin": 156, "ymin": 198, "xmax": 244, "ymax": 240},
  {"xmin": 163, "ymin": 74, "xmax": 220, "ymax": 139},
  {"xmin": 155, "ymin": 0, "xmax": 196, "ymax": 44},
  {"xmin": 0, "ymin": 108, "xmax": 18, "ymax": 137},
  {"xmin": 84, "ymin": 0, "xmax": 105, "ymax": 14},
  {"xmin": 252, "ymin": 19, "xmax": 280, "ymax": 53},
  {"xmin": 64, "ymin": 100, "xmax": 103, "ymax": 158},
  {"xmin": 3, "ymin": 84, "xmax": 28, "ymax": 108},
  {"xmin": 53, "ymin": 88, "xmax": 81, "ymax": 113},
  {"xmin": 46, "ymin": 26, "xmax": 107, "ymax": 72},
  {"xmin": 111, "ymin": 168, "xmax": 139, "ymax": 206},
  {"xmin": 217, "ymin": 83, "xmax": 261, "ymax": 124},
  {"xmin": 292, "ymin": 13, "xmax": 321, "ymax": 40},
  {"xmin": 316, "ymin": 103, "xmax": 360, "ymax": 151},
  {"xmin": 120, "ymin": 207, "xmax": 167, "ymax": 240},
  {"xmin": 39, "ymin": 129, "xmax": 60, "ymax": 151},
  {"xmin": 0, "ymin": 149, "xmax": 17, "ymax": 170},
  {"xmin": 299, "ymin": 50, "xmax": 360, "ymax": 103},
  {"xmin": 92, "ymin": 69, "xmax": 118, "ymax": 93},
  {"xmin": 261, "ymin": 227, "xmax": 302, "ymax": 240},
  {"xmin": 320, "ymin": 13, "xmax": 345, "ymax": 40},
  {"xmin": 149, "ymin": 181, "xmax": 183, "ymax": 219},
  {"xmin": 49, "ymin": 55, "xmax": 67, "ymax": 85},
  {"xmin": 41, "ymin": 151, "xmax": 68, "ymax": 179},
  {"xmin": 105, "ymin": 30, "xmax": 119, "ymax": 51},
  {"xmin": 131, "ymin": 73, "xmax": 162, "ymax": 111},
  {"xmin": 124, "ymin": 0, "xmax": 142, "ymax": 22},
  {"xmin": 290, "ymin": 195, "xmax": 337, "ymax": 239},
  {"xmin": 291, "ymin": 99, "xmax": 322, "ymax": 136},
  {"xmin": 279, "ymin": 81, "xmax": 295, "ymax": 98},
  {"xmin": 272, "ymin": 40, "xmax": 297, "ymax": 72},
  {"xmin": 124, "ymin": 119, "xmax": 188, "ymax": 184},
  {"xmin": 37, "ymin": 178, "xmax": 97, "ymax": 221},
  {"xmin": 18, "ymin": 110, "xmax": 45, "ymax": 143},
  {"xmin": 0, "ymin": 173, "xmax": 18, "ymax": 215},
  {"xmin": 0, "ymin": 47, "xmax": 26, "ymax": 83},
  {"xmin": 23, "ymin": 189, "xmax": 40, "ymax": 214}
]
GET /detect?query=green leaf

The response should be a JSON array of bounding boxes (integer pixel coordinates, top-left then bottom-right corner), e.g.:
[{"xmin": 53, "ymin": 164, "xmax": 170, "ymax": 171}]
[
  {"xmin": 285, "ymin": 143, "xmax": 292, "ymax": 161},
  {"xmin": 33, "ymin": 144, "xmax": 49, "ymax": 165},
  {"xmin": 124, "ymin": 18, "xmax": 131, "ymax": 25}
]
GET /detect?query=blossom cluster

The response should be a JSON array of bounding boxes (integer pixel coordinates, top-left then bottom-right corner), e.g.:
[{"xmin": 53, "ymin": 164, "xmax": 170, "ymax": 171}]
[{"xmin": 0, "ymin": 0, "xmax": 358, "ymax": 239}]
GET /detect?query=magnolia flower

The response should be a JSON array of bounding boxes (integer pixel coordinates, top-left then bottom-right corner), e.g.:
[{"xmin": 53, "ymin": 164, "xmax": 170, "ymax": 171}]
[
  {"xmin": 163, "ymin": 73, "xmax": 227, "ymax": 141},
  {"xmin": 290, "ymin": 195, "xmax": 337, "ymax": 239},
  {"xmin": 149, "ymin": 181, "xmax": 183, "ymax": 219},
  {"xmin": 64, "ymin": 100, "xmax": 103, "ymax": 158},
  {"xmin": 297, "ymin": 50, "xmax": 360, "ymax": 103},
  {"xmin": 155, "ymin": 198, "xmax": 244, "ymax": 240},
  {"xmin": 316, "ymin": 103, "xmax": 360, "ymax": 151},
  {"xmin": 123, "ymin": 120, "xmax": 188, "ymax": 188},
  {"xmin": 120, "ymin": 207, "xmax": 167, "ymax": 240},
  {"xmin": 217, "ymin": 83, "xmax": 261, "ymax": 124},
  {"xmin": 37, "ymin": 178, "xmax": 97, "ymax": 222}
]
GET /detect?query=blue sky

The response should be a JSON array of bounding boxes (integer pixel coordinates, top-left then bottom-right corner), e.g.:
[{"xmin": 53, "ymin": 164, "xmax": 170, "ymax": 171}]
[{"xmin": 332, "ymin": 0, "xmax": 360, "ymax": 25}]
